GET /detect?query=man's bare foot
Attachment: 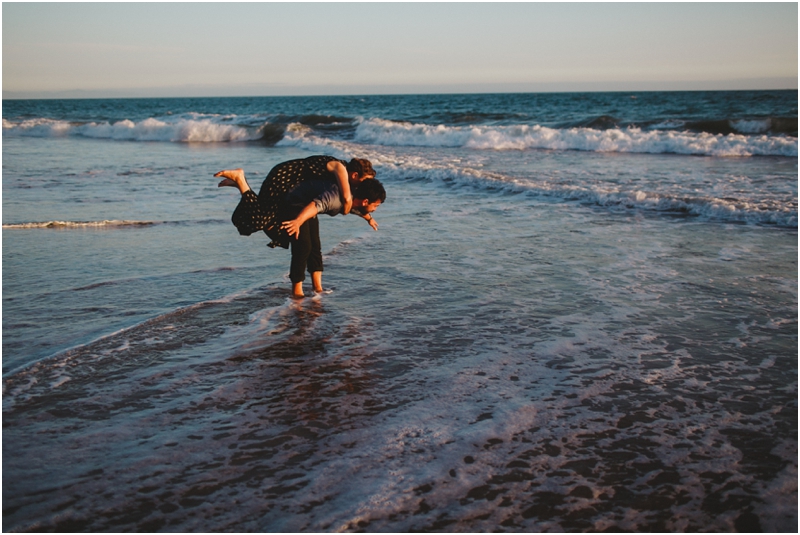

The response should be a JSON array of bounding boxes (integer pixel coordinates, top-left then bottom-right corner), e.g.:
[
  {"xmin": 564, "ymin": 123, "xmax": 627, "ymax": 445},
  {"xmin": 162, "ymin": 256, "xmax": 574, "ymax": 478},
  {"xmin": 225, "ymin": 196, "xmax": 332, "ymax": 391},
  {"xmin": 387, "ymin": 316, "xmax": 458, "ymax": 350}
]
[
  {"xmin": 311, "ymin": 272, "xmax": 323, "ymax": 294},
  {"xmin": 214, "ymin": 169, "xmax": 250, "ymax": 193},
  {"xmin": 292, "ymin": 282, "xmax": 305, "ymax": 299}
]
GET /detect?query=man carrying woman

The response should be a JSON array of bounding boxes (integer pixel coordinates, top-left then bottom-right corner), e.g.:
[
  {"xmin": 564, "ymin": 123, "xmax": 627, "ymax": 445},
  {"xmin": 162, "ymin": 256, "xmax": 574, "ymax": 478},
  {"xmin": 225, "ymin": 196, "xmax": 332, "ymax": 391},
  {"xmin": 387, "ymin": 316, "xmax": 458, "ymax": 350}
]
[{"xmin": 216, "ymin": 155, "xmax": 386, "ymax": 298}]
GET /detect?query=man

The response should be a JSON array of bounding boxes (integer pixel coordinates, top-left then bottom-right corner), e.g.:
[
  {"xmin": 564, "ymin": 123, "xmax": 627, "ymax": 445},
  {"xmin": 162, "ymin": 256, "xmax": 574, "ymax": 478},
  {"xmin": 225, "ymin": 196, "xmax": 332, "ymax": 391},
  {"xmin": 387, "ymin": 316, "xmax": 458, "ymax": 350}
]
[
  {"xmin": 280, "ymin": 178, "xmax": 385, "ymax": 297},
  {"xmin": 216, "ymin": 167, "xmax": 386, "ymax": 298}
]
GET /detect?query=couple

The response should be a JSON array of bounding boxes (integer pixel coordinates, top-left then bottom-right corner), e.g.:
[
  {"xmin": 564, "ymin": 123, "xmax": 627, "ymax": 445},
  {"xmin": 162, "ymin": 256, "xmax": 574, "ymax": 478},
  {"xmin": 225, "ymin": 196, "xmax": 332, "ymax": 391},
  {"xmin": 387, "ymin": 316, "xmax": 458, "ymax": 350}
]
[{"xmin": 217, "ymin": 155, "xmax": 386, "ymax": 298}]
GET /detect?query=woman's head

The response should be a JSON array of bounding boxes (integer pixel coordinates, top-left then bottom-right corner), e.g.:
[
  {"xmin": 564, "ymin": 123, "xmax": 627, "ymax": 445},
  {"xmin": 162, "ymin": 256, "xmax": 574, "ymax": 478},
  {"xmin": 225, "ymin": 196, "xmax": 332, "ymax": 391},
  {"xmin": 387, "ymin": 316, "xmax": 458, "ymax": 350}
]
[{"xmin": 346, "ymin": 158, "xmax": 376, "ymax": 180}]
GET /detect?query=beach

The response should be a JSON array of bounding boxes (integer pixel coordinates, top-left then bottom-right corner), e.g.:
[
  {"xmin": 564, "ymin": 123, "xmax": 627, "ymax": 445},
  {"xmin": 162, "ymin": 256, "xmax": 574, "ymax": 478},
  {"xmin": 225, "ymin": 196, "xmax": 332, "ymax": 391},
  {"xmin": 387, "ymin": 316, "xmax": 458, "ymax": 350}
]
[{"xmin": 2, "ymin": 91, "xmax": 797, "ymax": 531}]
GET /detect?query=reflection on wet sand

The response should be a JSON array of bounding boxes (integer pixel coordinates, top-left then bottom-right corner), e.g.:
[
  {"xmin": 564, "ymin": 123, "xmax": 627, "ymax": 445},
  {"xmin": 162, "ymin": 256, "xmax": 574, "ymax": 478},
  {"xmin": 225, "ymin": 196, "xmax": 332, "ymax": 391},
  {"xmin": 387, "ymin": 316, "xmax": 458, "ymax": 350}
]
[{"xmin": 2, "ymin": 287, "xmax": 386, "ymax": 531}]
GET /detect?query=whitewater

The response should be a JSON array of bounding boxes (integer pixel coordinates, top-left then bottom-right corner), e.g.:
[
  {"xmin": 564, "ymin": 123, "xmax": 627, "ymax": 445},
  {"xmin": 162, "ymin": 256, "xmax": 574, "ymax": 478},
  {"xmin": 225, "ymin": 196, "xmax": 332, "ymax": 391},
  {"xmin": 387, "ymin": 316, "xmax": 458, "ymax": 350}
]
[{"xmin": 3, "ymin": 113, "xmax": 797, "ymax": 157}]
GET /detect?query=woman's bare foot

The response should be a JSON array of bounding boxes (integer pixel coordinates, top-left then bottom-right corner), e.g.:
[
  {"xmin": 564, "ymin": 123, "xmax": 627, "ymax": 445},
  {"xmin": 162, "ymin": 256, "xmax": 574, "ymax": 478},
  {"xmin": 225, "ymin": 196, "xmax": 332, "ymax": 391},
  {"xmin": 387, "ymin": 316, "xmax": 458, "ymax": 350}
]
[{"xmin": 214, "ymin": 169, "xmax": 250, "ymax": 194}]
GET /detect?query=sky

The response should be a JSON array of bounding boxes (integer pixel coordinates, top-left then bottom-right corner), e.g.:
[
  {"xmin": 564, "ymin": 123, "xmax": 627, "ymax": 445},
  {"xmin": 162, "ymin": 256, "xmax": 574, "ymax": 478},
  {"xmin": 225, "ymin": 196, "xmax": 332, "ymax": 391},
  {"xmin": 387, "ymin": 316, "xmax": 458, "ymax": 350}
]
[{"xmin": 2, "ymin": 2, "xmax": 797, "ymax": 99}]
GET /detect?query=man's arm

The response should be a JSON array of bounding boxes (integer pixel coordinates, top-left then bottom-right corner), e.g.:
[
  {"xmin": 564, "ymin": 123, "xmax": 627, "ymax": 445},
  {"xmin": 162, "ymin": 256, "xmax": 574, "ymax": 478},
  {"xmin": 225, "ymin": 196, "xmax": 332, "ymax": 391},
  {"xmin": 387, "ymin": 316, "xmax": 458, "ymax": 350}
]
[
  {"xmin": 360, "ymin": 212, "xmax": 378, "ymax": 231},
  {"xmin": 350, "ymin": 206, "xmax": 379, "ymax": 231},
  {"xmin": 326, "ymin": 160, "xmax": 352, "ymax": 215},
  {"xmin": 281, "ymin": 202, "xmax": 319, "ymax": 239}
]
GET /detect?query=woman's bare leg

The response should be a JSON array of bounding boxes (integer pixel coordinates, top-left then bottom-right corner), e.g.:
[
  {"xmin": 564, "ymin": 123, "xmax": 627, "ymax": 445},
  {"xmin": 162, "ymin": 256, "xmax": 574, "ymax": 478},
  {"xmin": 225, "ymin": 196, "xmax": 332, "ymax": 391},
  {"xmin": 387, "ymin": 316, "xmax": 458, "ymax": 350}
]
[{"xmin": 214, "ymin": 169, "xmax": 251, "ymax": 194}]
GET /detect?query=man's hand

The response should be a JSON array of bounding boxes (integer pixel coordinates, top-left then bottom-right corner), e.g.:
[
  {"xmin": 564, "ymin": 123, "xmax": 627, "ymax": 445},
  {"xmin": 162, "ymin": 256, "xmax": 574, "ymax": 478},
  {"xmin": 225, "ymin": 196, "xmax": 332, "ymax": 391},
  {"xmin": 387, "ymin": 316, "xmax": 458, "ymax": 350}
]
[
  {"xmin": 368, "ymin": 218, "xmax": 378, "ymax": 231},
  {"xmin": 281, "ymin": 202, "xmax": 319, "ymax": 240},
  {"xmin": 281, "ymin": 218, "xmax": 303, "ymax": 239}
]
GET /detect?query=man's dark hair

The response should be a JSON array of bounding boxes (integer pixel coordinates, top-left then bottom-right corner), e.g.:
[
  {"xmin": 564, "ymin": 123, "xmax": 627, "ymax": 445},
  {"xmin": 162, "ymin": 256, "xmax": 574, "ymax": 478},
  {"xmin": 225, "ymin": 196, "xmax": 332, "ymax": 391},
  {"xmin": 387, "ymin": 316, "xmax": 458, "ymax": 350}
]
[
  {"xmin": 354, "ymin": 179, "xmax": 386, "ymax": 203},
  {"xmin": 346, "ymin": 158, "xmax": 376, "ymax": 178}
]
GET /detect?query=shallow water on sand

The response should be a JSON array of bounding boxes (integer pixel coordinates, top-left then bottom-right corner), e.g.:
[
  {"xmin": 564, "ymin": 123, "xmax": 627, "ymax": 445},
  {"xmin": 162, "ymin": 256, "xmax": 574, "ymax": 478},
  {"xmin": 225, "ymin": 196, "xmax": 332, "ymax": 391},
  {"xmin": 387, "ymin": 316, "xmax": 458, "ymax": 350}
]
[{"xmin": 4, "ymin": 175, "xmax": 797, "ymax": 532}]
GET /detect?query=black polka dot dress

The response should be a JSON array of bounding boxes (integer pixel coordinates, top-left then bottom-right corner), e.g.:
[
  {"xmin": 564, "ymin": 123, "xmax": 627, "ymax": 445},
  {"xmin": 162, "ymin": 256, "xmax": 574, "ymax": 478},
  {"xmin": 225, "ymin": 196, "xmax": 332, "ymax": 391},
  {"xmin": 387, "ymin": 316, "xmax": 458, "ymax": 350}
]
[{"xmin": 230, "ymin": 155, "xmax": 344, "ymax": 249}]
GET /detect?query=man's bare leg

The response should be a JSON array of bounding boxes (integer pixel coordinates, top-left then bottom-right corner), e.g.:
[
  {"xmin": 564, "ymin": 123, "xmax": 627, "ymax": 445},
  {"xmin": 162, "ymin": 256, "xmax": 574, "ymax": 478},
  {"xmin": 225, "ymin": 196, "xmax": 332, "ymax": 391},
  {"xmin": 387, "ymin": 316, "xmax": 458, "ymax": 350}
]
[
  {"xmin": 311, "ymin": 271, "xmax": 323, "ymax": 293},
  {"xmin": 214, "ymin": 169, "xmax": 251, "ymax": 195},
  {"xmin": 292, "ymin": 281, "xmax": 305, "ymax": 299}
]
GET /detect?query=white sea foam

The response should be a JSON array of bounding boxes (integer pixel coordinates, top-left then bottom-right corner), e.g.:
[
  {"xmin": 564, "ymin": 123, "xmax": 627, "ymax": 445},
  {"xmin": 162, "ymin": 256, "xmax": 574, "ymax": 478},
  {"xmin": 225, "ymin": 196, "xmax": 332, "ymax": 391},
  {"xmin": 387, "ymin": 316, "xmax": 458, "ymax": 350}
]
[
  {"xmin": 369, "ymin": 156, "xmax": 799, "ymax": 227},
  {"xmin": 7, "ymin": 114, "xmax": 796, "ymax": 157},
  {"xmin": 730, "ymin": 119, "xmax": 773, "ymax": 134},
  {"xmin": 276, "ymin": 126, "xmax": 798, "ymax": 227},
  {"xmin": 353, "ymin": 118, "xmax": 798, "ymax": 157},
  {"xmin": 2, "ymin": 220, "xmax": 160, "ymax": 229},
  {"xmin": 3, "ymin": 116, "xmax": 260, "ymax": 143}
]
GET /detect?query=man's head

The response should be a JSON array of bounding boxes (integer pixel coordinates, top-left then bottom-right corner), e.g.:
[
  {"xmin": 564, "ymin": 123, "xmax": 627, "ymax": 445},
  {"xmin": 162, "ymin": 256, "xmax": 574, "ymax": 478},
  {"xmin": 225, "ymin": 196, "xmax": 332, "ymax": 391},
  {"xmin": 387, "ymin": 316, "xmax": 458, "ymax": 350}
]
[
  {"xmin": 346, "ymin": 158, "xmax": 376, "ymax": 181},
  {"xmin": 352, "ymin": 179, "xmax": 386, "ymax": 213}
]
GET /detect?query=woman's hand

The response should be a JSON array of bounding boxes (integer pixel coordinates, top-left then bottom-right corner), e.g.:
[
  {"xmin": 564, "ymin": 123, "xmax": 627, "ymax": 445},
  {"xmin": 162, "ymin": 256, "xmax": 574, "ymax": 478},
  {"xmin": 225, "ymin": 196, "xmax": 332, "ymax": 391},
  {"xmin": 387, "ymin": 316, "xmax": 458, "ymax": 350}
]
[{"xmin": 343, "ymin": 196, "xmax": 353, "ymax": 215}]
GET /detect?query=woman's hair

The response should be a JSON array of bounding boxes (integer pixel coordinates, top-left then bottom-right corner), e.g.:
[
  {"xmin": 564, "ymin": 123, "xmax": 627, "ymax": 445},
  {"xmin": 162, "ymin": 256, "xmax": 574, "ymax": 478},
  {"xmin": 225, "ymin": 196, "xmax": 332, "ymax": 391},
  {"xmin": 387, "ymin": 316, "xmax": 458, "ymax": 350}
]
[
  {"xmin": 346, "ymin": 158, "xmax": 376, "ymax": 178},
  {"xmin": 354, "ymin": 179, "xmax": 386, "ymax": 203}
]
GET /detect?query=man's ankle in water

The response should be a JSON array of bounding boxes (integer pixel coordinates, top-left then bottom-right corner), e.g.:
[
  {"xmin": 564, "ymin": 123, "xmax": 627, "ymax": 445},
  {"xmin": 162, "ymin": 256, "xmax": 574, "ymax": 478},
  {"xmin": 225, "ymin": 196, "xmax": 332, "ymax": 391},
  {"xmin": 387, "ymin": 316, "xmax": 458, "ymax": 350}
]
[
  {"xmin": 311, "ymin": 272, "xmax": 323, "ymax": 294},
  {"xmin": 292, "ymin": 281, "xmax": 307, "ymax": 298}
]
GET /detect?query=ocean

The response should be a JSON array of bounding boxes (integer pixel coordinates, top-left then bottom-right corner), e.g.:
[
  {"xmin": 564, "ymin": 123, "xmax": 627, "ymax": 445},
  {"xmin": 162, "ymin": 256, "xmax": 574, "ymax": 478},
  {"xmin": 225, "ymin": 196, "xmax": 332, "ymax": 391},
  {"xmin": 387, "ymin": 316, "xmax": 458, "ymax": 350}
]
[{"xmin": 2, "ymin": 91, "xmax": 797, "ymax": 532}]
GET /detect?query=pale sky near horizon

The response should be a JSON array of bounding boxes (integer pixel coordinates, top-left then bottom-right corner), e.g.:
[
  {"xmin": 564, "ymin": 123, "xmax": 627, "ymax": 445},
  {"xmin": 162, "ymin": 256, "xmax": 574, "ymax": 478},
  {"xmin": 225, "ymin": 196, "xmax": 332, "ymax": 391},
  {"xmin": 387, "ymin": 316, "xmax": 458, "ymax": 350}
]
[{"xmin": 3, "ymin": 2, "xmax": 798, "ymax": 98}]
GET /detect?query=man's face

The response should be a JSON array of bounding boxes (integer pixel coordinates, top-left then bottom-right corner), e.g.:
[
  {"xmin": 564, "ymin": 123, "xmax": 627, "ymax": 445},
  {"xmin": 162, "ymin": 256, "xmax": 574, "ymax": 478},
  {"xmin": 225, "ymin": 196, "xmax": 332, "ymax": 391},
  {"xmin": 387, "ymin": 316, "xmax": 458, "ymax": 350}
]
[{"xmin": 364, "ymin": 200, "xmax": 382, "ymax": 213}]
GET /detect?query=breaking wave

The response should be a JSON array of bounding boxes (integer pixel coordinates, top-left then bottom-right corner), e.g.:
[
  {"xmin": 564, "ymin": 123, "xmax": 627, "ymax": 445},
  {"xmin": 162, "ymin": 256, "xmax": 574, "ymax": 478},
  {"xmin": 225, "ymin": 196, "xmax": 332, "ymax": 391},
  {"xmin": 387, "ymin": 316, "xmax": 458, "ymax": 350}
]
[
  {"xmin": 4, "ymin": 219, "xmax": 163, "ymax": 229},
  {"xmin": 2, "ymin": 116, "xmax": 262, "ymax": 143},
  {"xmin": 353, "ymin": 119, "xmax": 798, "ymax": 157},
  {"xmin": 5, "ymin": 112, "xmax": 797, "ymax": 157}
]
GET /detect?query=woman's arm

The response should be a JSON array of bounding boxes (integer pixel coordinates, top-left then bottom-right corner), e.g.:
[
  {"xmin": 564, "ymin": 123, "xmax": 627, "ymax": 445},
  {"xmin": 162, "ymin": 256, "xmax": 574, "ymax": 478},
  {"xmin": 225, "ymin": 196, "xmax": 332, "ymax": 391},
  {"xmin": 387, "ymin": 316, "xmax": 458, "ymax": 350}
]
[
  {"xmin": 327, "ymin": 160, "xmax": 352, "ymax": 215},
  {"xmin": 280, "ymin": 202, "xmax": 319, "ymax": 239}
]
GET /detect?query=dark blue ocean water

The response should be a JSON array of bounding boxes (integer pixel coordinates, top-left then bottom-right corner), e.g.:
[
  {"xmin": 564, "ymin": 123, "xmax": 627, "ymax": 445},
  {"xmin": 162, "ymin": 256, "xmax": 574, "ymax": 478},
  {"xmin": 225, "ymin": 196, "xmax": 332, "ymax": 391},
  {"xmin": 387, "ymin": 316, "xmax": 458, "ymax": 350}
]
[{"xmin": 3, "ymin": 91, "xmax": 797, "ymax": 531}]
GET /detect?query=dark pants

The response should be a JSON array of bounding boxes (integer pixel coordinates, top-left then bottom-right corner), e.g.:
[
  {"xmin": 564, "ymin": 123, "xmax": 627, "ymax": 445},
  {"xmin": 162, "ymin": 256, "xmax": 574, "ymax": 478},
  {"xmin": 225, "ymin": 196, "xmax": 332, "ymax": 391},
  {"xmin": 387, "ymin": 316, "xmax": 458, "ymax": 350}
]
[
  {"xmin": 289, "ymin": 216, "xmax": 323, "ymax": 284},
  {"xmin": 232, "ymin": 189, "xmax": 323, "ymax": 282}
]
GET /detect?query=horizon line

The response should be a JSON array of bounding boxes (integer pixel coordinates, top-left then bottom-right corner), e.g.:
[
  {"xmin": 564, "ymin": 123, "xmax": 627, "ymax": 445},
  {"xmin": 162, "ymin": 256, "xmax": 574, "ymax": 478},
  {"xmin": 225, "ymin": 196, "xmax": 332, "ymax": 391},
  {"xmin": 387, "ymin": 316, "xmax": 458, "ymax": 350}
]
[
  {"xmin": 4, "ymin": 78, "xmax": 797, "ymax": 101},
  {"xmin": 4, "ymin": 87, "xmax": 798, "ymax": 101}
]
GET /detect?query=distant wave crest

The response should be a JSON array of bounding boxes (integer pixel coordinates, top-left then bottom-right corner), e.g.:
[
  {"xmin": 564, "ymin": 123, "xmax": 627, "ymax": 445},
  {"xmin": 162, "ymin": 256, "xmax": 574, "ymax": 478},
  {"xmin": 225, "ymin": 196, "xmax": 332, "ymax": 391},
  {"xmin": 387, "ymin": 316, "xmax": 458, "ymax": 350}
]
[
  {"xmin": 2, "ymin": 116, "xmax": 261, "ymax": 143},
  {"xmin": 3, "ymin": 220, "xmax": 161, "ymax": 229},
  {"xmin": 353, "ymin": 118, "xmax": 798, "ymax": 157}
]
